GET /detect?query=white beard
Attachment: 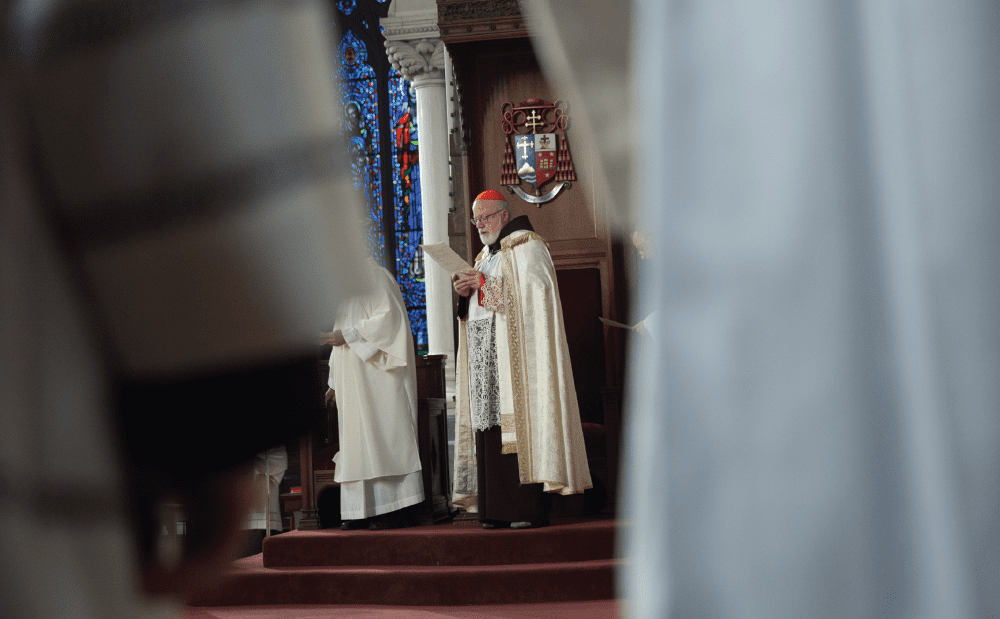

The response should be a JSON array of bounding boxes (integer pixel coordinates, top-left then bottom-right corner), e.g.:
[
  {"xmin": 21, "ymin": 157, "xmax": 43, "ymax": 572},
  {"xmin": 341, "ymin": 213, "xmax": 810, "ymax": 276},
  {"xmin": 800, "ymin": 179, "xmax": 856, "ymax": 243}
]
[{"xmin": 478, "ymin": 230, "xmax": 500, "ymax": 245}]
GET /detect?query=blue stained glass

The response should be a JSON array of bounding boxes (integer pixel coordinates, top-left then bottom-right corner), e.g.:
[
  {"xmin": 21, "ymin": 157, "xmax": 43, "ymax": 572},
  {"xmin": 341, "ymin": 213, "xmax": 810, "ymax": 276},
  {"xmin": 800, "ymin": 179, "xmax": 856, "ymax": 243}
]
[
  {"xmin": 334, "ymin": 3, "xmax": 426, "ymax": 351},
  {"xmin": 338, "ymin": 29, "xmax": 384, "ymax": 264},
  {"xmin": 388, "ymin": 65, "xmax": 426, "ymax": 349},
  {"xmin": 407, "ymin": 307, "xmax": 427, "ymax": 349}
]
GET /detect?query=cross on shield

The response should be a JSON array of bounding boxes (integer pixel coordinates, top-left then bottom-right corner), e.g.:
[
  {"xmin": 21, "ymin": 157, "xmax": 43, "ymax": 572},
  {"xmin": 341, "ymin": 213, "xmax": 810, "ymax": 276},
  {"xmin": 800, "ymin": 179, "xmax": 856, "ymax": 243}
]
[{"xmin": 514, "ymin": 133, "xmax": 558, "ymax": 189}]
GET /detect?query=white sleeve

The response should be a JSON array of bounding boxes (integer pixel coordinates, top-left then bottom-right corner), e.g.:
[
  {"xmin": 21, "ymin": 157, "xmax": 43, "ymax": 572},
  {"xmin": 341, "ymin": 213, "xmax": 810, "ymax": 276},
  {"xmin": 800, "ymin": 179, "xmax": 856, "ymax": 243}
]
[{"xmin": 342, "ymin": 326, "xmax": 380, "ymax": 362}]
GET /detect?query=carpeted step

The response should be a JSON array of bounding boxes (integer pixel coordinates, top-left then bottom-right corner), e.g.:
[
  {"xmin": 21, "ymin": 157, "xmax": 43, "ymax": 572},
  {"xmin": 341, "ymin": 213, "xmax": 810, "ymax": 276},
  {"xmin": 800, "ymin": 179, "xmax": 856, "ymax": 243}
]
[
  {"xmin": 188, "ymin": 555, "xmax": 616, "ymax": 606},
  {"xmin": 187, "ymin": 518, "xmax": 619, "ymax": 607},
  {"xmin": 262, "ymin": 518, "xmax": 616, "ymax": 567}
]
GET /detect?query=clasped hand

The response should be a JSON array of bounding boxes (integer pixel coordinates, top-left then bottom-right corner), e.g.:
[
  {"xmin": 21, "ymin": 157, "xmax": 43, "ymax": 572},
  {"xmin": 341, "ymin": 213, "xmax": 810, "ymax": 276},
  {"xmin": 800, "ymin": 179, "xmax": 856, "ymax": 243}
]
[
  {"xmin": 320, "ymin": 329, "xmax": 346, "ymax": 346},
  {"xmin": 452, "ymin": 270, "xmax": 483, "ymax": 297}
]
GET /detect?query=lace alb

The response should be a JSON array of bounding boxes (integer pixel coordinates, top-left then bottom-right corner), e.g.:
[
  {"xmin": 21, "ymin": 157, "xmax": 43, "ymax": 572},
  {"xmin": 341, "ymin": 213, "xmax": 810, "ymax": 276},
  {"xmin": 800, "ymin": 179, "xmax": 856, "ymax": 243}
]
[{"xmin": 467, "ymin": 314, "xmax": 501, "ymax": 431}]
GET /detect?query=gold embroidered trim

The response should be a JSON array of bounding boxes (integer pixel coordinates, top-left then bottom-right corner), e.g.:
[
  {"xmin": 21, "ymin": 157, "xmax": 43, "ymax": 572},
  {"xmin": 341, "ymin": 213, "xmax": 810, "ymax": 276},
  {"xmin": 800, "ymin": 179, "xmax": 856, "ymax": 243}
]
[
  {"xmin": 499, "ymin": 232, "xmax": 541, "ymax": 474},
  {"xmin": 500, "ymin": 411, "xmax": 516, "ymax": 435},
  {"xmin": 502, "ymin": 230, "xmax": 546, "ymax": 251},
  {"xmin": 453, "ymin": 320, "xmax": 478, "ymax": 498},
  {"xmin": 502, "ymin": 250, "xmax": 525, "ymax": 461}
]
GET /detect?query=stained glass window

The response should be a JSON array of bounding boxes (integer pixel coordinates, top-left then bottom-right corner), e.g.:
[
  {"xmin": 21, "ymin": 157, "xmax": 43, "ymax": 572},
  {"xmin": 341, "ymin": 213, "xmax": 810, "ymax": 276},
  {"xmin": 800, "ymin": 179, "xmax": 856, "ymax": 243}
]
[
  {"xmin": 388, "ymin": 66, "xmax": 426, "ymax": 349},
  {"xmin": 333, "ymin": 0, "xmax": 427, "ymax": 352},
  {"xmin": 337, "ymin": 30, "xmax": 384, "ymax": 259}
]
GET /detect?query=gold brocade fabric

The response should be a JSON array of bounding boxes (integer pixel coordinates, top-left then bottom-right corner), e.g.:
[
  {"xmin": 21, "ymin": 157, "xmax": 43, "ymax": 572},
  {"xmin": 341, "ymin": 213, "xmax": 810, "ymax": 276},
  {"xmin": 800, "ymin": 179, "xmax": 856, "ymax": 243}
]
[
  {"xmin": 499, "ymin": 233, "xmax": 532, "ymax": 470},
  {"xmin": 451, "ymin": 230, "xmax": 592, "ymax": 507}
]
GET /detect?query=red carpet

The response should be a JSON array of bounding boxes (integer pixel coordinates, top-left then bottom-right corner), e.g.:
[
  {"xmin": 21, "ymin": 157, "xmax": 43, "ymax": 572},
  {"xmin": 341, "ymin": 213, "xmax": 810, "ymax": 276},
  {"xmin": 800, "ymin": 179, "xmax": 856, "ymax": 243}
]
[
  {"xmin": 182, "ymin": 599, "xmax": 620, "ymax": 618},
  {"xmin": 188, "ymin": 518, "xmax": 618, "ymax": 607}
]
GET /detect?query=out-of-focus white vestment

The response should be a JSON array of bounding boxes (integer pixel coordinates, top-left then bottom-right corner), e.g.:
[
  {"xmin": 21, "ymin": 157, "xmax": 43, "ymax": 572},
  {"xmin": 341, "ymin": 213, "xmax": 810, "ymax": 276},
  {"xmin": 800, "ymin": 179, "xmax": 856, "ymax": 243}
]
[
  {"xmin": 524, "ymin": 0, "xmax": 1000, "ymax": 617},
  {"xmin": 1, "ymin": 1, "xmax": 362, "ymax": 617}
]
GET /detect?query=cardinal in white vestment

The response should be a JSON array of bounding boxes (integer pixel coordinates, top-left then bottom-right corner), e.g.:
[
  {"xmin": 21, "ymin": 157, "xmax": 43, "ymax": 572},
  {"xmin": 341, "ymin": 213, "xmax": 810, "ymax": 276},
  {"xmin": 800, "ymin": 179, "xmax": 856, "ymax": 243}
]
[
  {"xmin": 452, "ymin": 190, "xmax": 592, "ymax": 529},
  {"xmin": 325, "ymin": 258, "xmax": 423, "ymax": 530}
]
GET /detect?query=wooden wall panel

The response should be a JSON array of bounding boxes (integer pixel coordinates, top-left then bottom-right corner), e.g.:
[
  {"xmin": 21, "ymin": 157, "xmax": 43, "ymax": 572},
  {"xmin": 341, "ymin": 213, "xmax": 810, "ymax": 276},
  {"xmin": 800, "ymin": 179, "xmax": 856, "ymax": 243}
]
[
  {"xmin": 451, "ymin": 36, "xmax": 624, "ymax": 387},
  {"xmin": 454, "ymin": 40, "xmax": 601, "ymax": 244},
  {"xmin": 556, "ymin": 267, "xmax": 606, "ymax": 425},
  {"xmin": 475, "ymin": 53, "xmax": 598, "ymax": 244},
  {"xmin": 450, "ymin": 37, "xmax": 623, "ymax": 386}
]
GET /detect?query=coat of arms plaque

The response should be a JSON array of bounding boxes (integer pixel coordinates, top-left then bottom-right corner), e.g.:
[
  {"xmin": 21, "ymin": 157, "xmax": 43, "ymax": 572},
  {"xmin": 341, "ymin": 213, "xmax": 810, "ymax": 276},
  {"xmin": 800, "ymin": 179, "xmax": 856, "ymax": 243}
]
[{"xmin": 500, "ymin": 99, "xmax": 575, "ymax": 205}]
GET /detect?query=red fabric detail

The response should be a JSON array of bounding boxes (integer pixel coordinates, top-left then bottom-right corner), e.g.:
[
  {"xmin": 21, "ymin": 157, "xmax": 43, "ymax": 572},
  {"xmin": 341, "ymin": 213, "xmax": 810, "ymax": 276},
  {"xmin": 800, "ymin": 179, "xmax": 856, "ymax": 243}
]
[
  {"xmin": 475, "ymin": 189, "xmax": 505, "ymax": 202},
  {"xmin": 476, "ymin": 272, "xmax": 486, "ymax": 306},
  {"xmin": 474, "ymin": 189, "xmax": 508, "ymax": 211}
]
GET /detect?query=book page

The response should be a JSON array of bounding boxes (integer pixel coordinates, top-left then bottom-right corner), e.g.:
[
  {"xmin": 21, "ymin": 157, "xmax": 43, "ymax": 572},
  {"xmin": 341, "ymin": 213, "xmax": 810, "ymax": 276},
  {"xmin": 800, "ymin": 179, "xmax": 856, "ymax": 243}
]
[
  {"xmin": 599, "ymin": 317, "xmax": 635, "ymax": 330},
  {"xmin": 420, "ymin": 242, "xmax": 474, "ymax": 275}
]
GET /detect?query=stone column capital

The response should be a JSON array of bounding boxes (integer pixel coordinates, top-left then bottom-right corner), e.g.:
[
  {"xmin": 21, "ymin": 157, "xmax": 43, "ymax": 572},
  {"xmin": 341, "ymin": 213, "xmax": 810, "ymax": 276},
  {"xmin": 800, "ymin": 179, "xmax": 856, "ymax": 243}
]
[{"xmin": 384, "ymin": 38, "xmax": 446, "ymax": 83}]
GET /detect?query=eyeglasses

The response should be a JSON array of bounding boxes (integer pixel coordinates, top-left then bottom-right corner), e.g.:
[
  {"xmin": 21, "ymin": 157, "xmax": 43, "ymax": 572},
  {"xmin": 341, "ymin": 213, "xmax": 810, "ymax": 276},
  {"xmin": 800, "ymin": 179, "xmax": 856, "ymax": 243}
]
[{"xmin": 470, "ymin": 210, "xmax": 503, "ymax": 226}]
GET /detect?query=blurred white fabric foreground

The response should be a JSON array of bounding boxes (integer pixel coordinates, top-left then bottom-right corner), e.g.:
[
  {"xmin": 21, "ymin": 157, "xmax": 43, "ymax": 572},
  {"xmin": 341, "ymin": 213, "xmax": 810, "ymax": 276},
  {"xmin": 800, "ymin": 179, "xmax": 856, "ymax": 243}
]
[
  {"xmin": 1, "ymin": 0, "xmax": 363, "ymax": 617},
  {"xmin": 527, "ymin": 1, "xmax": 1000, "ymax": 617}
]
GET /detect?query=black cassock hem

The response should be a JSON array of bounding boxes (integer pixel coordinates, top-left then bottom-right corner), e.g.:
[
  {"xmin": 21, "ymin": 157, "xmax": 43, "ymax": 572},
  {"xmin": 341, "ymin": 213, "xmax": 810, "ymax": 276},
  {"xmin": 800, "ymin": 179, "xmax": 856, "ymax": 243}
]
[{"xmin": 475, "ymin": 426, "xmax": 550, "ymax": 523}]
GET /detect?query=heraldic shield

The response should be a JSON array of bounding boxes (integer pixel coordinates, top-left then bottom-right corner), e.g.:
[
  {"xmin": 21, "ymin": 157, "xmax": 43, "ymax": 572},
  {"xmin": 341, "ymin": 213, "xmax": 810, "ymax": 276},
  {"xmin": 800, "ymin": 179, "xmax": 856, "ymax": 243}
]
[
  {"xmin": 501, "ymin": 99, "xmax": 576, "ymax": 204},
  {"xmin": 515, "ymin": 133, "xmax": 558, "ymax": 188}
]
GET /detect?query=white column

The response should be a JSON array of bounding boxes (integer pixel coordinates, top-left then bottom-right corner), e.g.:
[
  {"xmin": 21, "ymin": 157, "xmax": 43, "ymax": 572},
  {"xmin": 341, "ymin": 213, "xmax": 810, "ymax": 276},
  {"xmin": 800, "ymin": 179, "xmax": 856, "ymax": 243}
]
[
  {"xmin": 384, "ymin": 35, "xmax": 454, "ymax": 357},
  {"xmin": 411, "ymin": 68, "xmax": 451, "ymax": 357}
]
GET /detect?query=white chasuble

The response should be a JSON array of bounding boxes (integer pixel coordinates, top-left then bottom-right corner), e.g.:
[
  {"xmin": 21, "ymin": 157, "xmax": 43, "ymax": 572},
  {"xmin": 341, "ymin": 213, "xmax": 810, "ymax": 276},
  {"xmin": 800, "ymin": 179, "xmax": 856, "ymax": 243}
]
[
  {"xmin": 453, "ymin": 230, "xmax": 592, "ymax": 510},
  {"xmin": 328, "ymin": 260, "xmax": 422, "ymax": 492}
]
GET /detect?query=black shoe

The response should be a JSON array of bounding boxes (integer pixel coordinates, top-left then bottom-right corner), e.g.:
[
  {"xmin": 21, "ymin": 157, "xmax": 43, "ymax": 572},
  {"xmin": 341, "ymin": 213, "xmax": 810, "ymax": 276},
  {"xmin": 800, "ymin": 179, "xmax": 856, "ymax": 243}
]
[
  {"xmin": 480, "ymin": 519, "xmax": 509, "ymax": 530},
  {"xmin": 510, "ymin": 519, "xmax": 549, "ymax": 530},
  {"xmin": 340, "ymin": 519, "xmax": 368, "ymax": 531},
  {"xmin": 369, "ymin": 511, "xmax": 412, "ymax": 530}
]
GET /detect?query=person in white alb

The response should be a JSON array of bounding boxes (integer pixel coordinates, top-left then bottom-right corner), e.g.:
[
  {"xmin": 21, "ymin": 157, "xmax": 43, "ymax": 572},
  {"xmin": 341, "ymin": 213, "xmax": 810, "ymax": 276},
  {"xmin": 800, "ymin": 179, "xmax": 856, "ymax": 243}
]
[
  {"xmin": 238, "ymin": 446, "xmax": 288, "ymax": 556},
  {"xmin": 323, "ymin": 258, "xmax": 423, "ymax": 530}
]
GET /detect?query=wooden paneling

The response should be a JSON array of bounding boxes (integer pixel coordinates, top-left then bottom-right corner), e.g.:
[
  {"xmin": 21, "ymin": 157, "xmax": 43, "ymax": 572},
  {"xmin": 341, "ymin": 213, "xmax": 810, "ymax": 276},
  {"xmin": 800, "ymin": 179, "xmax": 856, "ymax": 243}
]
[
  {"xmin": 437, "ymin": 0, "xmax": 528, "ymax": 45},
  {"xmin": 556, "ymin": 267, "xmax": 605, "ymax": 425},
  {"xmin": 465, "ymin": 44, "xmax": 601, "ymax": 247},
  {"xmin": 450, "ymin": 37, "xmax": 624, "ymax": 387}
]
